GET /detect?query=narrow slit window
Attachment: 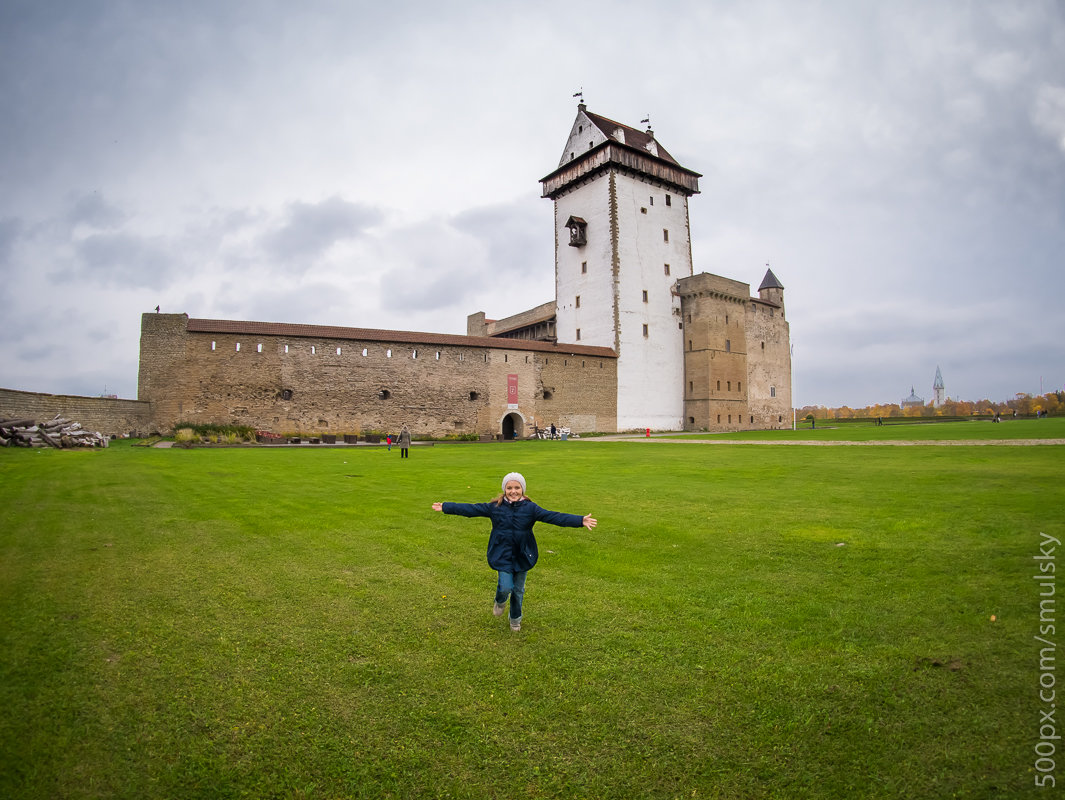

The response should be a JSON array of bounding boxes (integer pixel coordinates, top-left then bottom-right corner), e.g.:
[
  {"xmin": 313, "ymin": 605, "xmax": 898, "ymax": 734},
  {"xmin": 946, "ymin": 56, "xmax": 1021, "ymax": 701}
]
[
  {"xmin": 575, "ymin": 295, "xmax": 580, "ymax": 308},
  {"xmin": 257, "ymin": 343, "xmax": 263, "ymax": 353},
  {"xmin": 336, "ymin": 347, "xmax": 342, "ymax": 355},
  {"xmin": 236, "ymin": 342, "xmax": 241, "ymax": 352},
  {"xmin": 311, "ymin": 345, "xmax": 316, "ymax": 354},
  {"xmin": 576, "ymin": 328, "xmax": 581, "ymax": 340},
  {"xmin": 211, "ymin": 341, "xmax": 216, "ymax": 351},
  {"xmin": 386, "ymin": 349, "xmax": 391, "ymax": 357},
  {"xmin": 643, "ymin": 324, "xmax": 649, "ymax": 337},
  {"xmin": 664, "ymin": 263, "xmax": 670, "ymax": 275},
  {"xmin": 642, "ymin": 290, "xmax": 648, "ymax": 303},
  {"xmin": 663, "ymin": 229, "xmax": 669, "ymax": 242}
]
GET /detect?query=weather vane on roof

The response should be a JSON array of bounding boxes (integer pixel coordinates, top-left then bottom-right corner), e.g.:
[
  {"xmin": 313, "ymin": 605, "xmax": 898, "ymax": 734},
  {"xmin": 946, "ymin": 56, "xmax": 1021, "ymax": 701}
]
[
  {"xmin": 573, "ymin": 88, "xmax": 583, "ymax": 102},
  {"xmin": 641, "ymin": 114, "xmax": 652, "ymax": 133}
]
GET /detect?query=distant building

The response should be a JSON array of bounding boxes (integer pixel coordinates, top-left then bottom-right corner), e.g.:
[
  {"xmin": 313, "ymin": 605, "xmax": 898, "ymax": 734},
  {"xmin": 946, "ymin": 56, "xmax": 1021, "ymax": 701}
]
[
  {"xmin": 901, "ymin": 387, "xmax": 924, "ymax": 409},
  {"xmin": 932, "ymin": 366, "xmax": 945, "ymax": 408}
]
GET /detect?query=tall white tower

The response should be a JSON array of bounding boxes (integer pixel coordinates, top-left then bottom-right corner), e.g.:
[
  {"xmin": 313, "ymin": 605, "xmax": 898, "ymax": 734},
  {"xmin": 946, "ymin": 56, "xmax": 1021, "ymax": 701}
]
[
  {"xmin": 541, "ymin": 104, "xmax": 701, "ymax": 430},
  {"xmin": 933, "ymin": 365, "xmax": 945, "ymax": 408}
]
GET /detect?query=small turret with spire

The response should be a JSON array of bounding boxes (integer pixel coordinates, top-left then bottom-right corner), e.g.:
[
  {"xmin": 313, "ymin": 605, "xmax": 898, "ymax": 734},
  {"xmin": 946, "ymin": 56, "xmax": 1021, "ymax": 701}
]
[{"xmin": 758, "ymin": 264, "xmax": 785, "ymax": 309}]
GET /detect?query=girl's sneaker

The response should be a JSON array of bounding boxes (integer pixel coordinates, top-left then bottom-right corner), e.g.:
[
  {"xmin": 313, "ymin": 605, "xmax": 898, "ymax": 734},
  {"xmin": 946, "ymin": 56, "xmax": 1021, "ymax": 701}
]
[
  {"xmin": 493, "ymin": 602, "xmax": 505, "ymax": 617},
  {"xmin": 510, "ymin": 619, "xmax": 521, "ymax": 632}
]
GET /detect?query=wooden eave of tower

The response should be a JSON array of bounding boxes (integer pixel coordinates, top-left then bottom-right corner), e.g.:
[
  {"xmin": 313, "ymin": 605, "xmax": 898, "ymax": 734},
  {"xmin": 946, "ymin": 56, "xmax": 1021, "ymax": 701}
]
[{"xmin": 541, "ymin": 141, "xmax": 702, "ymax": 199}]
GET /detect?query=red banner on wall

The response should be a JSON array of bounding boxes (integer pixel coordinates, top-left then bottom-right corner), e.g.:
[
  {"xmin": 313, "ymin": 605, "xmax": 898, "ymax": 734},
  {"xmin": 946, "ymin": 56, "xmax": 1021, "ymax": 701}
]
[{"xmin": 507, "ymin": 374, "xmax": 518, "ymax": 409}]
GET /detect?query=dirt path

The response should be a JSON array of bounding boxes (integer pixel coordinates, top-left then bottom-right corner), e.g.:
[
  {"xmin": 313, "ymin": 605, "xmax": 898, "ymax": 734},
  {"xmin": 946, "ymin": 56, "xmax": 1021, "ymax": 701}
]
[{"xmin": 580, "ymin": 436, "xmax": 1065, "ymax": 446}]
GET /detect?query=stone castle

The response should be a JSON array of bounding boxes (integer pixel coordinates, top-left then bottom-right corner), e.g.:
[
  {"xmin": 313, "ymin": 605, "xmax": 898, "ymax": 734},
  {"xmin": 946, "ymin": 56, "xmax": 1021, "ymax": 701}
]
[{"xmin": 137, "ymin": 104, "xmax": 792, "ymax": 436}]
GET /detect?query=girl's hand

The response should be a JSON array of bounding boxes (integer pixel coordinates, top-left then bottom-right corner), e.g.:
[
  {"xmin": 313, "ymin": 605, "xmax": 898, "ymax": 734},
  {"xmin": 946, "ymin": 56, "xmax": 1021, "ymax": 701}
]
[
  {"xmin": 583, "ymin": 514, "xmax": 597, "ymax": 529},
  {"xmin": 432, "ymin": 502, "xmax": 443, "ymax": 512}
]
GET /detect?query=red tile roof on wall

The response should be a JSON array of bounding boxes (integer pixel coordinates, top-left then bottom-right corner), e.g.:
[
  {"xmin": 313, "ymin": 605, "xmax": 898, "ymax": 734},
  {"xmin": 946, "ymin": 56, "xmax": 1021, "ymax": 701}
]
[{"xmin": 186, "ymin": 318, "xmax": 617, "ymax": 358}]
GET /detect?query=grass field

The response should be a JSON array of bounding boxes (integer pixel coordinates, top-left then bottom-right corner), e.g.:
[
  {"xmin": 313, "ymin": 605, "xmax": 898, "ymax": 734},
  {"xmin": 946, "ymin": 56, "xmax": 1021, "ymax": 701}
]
[{"xmin": 2, "ymin": 421, "xmax": 1063, "ymax": 799}]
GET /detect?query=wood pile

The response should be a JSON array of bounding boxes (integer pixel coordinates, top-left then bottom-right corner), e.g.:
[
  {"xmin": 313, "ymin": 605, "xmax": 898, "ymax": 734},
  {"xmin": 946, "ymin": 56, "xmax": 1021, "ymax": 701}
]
[{"xmin": 0, "ymin": 415, "xmax": 110, "ymax": 448}]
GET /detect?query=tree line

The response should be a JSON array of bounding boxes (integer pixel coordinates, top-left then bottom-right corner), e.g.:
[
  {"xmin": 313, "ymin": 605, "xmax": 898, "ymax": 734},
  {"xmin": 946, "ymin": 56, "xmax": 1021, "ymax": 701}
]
[{"xmin": 798, "ymin": 391, "xmax": 1065, "ymax": 420}]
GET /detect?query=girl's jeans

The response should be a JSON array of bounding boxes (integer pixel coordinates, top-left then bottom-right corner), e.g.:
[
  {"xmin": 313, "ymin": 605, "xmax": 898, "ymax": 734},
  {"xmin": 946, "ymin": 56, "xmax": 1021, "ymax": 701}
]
[{"xmin": 495, "ymin": 570, "xmax": 527, "ymax": 621}]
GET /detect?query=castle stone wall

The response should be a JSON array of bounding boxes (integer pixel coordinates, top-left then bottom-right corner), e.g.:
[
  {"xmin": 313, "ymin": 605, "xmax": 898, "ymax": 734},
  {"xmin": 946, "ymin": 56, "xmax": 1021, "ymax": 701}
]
[
  {"xmin": 0, "ymin": 387, "xmax": 152, "ymax": 436},
  {"xmin": 138, "ymin": 314, "xmax": 617, "ymax": 437}
]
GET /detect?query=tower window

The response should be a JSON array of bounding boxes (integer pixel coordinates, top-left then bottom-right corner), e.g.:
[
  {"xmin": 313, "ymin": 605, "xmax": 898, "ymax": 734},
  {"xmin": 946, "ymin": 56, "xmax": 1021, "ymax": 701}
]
[
  {"xmin": 728, "ymin": 381, "xmax": 731, "ymax": 391},
  {"xmin": 469, "ymin": 391, "xmax": 478, "ymax": 401},
  {"xmin": 664, "ymin": 263, "xmax": 670, "ymax": 275},
  {"xmin": 379, "ymin": 389, "xmax": 391, "ymax": 399},
  {"xmin": 211, "ymin": 341, "xmax": 216, "ymax": 351},
  {"xmin": 575, "ymin": 295, "xmax": 580, "ymax": 308},
  {"xmin": 362, "ymin": 348, "xmax": 368, "ymax": 356},
  {"xmin": 771, "ymin": 386, "xmax": 776, "ymax": 397},
  {"xmin": 236, "ymin": 342, "xmax": 241, "ymax": 352},
  {"xmin": 386, "ymin": 349, "xmax": 391, "ymax": 357},
  {"xmin": 576, "ymin": 328, "xmax": 581, "ymax": 340},
  {"xmin": 336, "ymin": 347, "xmax": 342, "ymax": 355},
  {"xmin": 643, "ymin": 324, "xmax": 649, "ymax": 337},
  {"xmin": 642, "ymin": 290, "xmax": 648, "ymax": 303},
  {"xmin": 581, "ymin": 261, "xmax": 587, "ymax": 273},
  {"xmin": 649, "ymin": 196, "xmax": 654, "ymax": 205},
  {"xmin": 725, "ymin": 339, "xmax": 731, "ymax": 353},
  {"xmin": 738, "ymin": 381, "xmax": 742, "ymax": 392},
  {"xmin": 257, "ymin": 343, "xmax": 263, "ymax": 353},
  {"xmin": 436, "ymin": 351, "xmax": 440, "ymax": 360},
  {"xmin": 665, "ymin": 194, "xmax": 672, "ymax": 206},
  {"xmin": 663, "ymin": 229, "xmax": 669, "ymax": 242},
  {"xmin": 641, "ymin": 207, "xmax": 647, "ymax": 214},
  {"xmin": 717, "ymin": 380, "xmax": 721, "ymax": 390},
  {"xmin": 565, "ymin": 216, "xmax": 587, "ymax": 247}
]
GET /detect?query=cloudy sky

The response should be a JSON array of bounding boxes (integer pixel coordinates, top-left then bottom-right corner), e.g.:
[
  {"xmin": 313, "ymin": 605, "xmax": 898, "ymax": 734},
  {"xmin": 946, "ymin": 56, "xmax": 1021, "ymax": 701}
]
[{"xmin": 2, "ymin": 0, "xmax": 1064, "ymax": 409}]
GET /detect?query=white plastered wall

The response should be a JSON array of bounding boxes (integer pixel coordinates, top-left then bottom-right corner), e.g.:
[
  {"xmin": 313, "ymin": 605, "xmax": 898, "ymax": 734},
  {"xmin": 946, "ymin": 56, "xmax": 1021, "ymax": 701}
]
[{"xmin": 553, "ymin": 170, "xmax": 691, "ymax": 431}]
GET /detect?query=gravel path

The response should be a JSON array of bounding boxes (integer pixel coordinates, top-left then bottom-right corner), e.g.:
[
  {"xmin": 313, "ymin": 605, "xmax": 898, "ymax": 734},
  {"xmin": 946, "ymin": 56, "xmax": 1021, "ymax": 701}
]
[{"xmin": 581, "ymin": 436, "xmax": 1065, "ymax": 446}]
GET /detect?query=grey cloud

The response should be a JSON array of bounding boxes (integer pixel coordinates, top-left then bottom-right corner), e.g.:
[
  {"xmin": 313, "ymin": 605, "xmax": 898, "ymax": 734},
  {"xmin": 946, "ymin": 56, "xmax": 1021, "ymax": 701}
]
[
  {"xmin": 452, "ymin": 198, "xmax": 552, "ymax": 280},
  {"xmin": 0, "ymin": 217, "xmax": 22, "ymax": 267},
  {"xmin": 65, "ymin": 192, "xmax": 127, "ymax": 230},
  {"xmin": 73, "ymin": 232, "xmax": 177, "ymax": 290},
  {"xmin": 261, "ymin": 196, "xmax": 384, "ymax": 264}
]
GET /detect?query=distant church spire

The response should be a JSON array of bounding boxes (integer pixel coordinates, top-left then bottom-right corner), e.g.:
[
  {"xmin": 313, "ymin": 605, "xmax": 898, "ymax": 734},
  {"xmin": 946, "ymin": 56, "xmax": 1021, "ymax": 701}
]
[{"xmin": 933, "ymin": 365, "xmax": 945, "ymax": 408}]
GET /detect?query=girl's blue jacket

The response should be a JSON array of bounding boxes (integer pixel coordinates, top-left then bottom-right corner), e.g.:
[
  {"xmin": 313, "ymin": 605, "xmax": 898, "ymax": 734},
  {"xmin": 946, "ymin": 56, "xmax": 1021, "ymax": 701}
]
[{"xmin": 441, "ymin": 498, "xmax": 584, "ymax": 572}]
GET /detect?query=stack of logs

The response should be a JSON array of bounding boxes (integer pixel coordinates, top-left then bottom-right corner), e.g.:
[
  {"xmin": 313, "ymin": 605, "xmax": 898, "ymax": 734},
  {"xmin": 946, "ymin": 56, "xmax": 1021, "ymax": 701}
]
[{"xmin": 0, "ymin": 415, "xmax": 110, "ymax": 448}]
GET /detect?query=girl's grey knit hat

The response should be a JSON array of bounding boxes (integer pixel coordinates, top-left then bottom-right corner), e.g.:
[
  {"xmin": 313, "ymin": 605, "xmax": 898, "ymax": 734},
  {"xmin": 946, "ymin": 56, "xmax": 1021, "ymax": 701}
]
[{"xmin": 502, "ymin": 472, "xmax": 526, "ymax": 494}]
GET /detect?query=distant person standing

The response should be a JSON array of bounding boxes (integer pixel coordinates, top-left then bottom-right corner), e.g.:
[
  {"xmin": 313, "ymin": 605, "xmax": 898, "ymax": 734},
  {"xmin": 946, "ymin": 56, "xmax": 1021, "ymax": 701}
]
[
  {"xmin": 398, "ymin": 426, "xmax": 411, "ymax": 458},
  {"xmin": 387, "ymin": 434, "xmax": 393, "ymax": 451}
]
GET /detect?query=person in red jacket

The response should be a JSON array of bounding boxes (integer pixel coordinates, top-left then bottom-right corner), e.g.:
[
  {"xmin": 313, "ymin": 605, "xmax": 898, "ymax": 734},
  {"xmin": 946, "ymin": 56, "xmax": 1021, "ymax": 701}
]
[{"xmin": 432, "ymin": 472, "xmax": 597, "ymax": 631}]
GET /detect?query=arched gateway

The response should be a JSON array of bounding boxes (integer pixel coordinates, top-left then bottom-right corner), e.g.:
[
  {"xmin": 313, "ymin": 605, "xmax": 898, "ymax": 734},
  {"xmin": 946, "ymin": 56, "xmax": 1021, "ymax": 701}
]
[{"xmin": 501, "ymin": 412, "xmax": 524, "ymax": 440}]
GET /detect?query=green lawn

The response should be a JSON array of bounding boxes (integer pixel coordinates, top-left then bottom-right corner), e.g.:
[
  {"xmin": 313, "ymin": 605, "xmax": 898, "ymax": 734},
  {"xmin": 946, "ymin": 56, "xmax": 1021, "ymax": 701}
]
[
  {"xmin": 1, "ymin": 426, "xmax": 1062, "ymax": 799},
  {"xmin": 666, "ymin": 416, "xmax": 1065, "ymax": 441}
]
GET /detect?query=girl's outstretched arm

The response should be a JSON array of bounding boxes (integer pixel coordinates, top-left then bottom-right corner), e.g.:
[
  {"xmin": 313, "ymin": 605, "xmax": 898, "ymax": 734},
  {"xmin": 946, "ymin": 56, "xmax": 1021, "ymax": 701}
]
[{"xmin": 583, "ymin": 515, "xmax": 597, "ymax": 529}]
